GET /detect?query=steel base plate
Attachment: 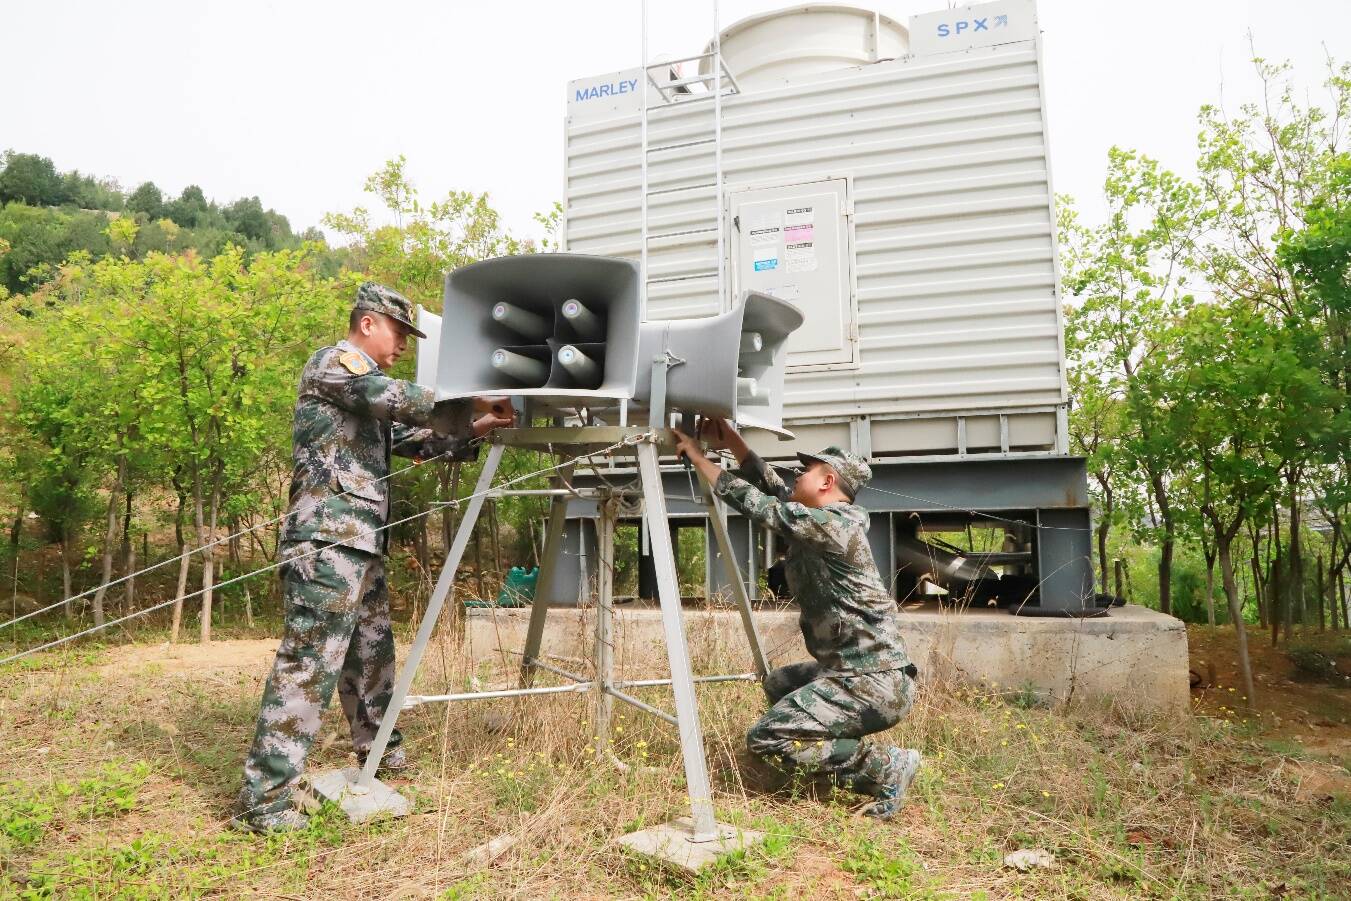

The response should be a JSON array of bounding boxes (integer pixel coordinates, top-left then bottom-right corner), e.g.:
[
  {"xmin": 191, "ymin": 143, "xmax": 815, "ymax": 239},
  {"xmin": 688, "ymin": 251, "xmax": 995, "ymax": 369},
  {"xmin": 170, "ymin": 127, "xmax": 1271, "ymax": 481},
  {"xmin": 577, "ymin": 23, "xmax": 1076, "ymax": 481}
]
[
  {"xmin": 300, "ymin": 768, "xmax": 412, "ymax": 824},
  {"xmin": 615, "ymin": 817, "xmax": 766, "ymax": 871}
]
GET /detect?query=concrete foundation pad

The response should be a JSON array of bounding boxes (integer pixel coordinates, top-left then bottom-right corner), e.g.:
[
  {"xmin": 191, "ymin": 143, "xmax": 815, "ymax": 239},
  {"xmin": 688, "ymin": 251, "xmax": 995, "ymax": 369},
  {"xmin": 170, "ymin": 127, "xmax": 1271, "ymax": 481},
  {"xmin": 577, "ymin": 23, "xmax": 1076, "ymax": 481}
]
[
  {"xmin": 301, "ymin": 768, "xmax": 411, "ymax": 824},
  {"xmin": 466, "ymin": 602, "xmax": 1190, "ymax": 714},
  {"xmin": 615, "ymin": 817, "xmax": 766, "ymax": 871}
]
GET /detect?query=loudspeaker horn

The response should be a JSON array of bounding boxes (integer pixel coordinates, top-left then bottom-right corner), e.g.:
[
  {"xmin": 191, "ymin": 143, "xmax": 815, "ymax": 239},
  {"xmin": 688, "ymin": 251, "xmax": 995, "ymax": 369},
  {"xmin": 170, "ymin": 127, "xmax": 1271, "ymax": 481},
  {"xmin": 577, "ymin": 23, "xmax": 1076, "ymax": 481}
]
[
  {"xmin": 632, "ymin": 290, "xmax": 803, "ymax": 438},
  {"xmin": 432, "ymin": 254, "xmax": 642, "ymax": 403}
]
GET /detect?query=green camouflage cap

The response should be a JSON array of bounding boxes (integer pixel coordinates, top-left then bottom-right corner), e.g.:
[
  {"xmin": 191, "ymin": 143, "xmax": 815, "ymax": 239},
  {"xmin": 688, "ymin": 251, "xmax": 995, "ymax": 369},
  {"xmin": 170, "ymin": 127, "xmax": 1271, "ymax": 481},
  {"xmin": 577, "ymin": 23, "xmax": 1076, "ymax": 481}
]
[
  {"xmin": 796, "ymin": 445, "xmax": 871, "ymax": 499},
  {"xmin": 354, "ymin": 282, "xmax": 427, "ymax": 339}
]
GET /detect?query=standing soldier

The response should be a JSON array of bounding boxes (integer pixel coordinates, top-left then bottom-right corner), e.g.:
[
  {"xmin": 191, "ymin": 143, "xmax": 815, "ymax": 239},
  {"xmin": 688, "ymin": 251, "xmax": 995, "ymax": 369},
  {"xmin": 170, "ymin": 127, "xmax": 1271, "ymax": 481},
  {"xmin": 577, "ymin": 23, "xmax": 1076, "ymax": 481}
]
[
  {"xmin": 673, "ymin": 419, "xmax": 921, "ymax": 819},
  {"xmin": 233, "ymin": 282, "xmax": 513, "ymax": 833}
]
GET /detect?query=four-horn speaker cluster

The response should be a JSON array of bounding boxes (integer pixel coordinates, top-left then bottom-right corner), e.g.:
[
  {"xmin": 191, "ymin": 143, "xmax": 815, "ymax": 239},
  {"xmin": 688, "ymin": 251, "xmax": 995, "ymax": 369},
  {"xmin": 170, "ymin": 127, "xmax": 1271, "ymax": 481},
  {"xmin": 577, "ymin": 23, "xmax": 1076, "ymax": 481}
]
[{"xmin": 419, "ymin": 253, "xmax": 803, "ymax": 438}]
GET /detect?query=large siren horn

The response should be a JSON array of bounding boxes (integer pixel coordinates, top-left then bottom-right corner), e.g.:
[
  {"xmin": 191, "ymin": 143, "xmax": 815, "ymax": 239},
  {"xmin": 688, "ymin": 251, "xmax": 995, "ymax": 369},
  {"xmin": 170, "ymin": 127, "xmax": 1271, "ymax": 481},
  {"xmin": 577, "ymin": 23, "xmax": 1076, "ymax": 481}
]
[
  {"xmin": 430, "ymin": 254, "xmax": 642, "ymax": 402},
  {"xmin": 632, "ymin": 290, "xmax": 803, "ymax": 438}
]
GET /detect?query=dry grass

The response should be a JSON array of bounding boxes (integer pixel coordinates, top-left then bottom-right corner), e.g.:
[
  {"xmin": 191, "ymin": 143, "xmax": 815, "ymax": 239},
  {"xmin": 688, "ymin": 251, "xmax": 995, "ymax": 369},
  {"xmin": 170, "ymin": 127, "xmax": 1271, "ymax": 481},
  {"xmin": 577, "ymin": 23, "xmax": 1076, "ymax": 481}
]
[{"xmin": 1, "ymin": 629, "xmax": 1349, "ymax": 900}]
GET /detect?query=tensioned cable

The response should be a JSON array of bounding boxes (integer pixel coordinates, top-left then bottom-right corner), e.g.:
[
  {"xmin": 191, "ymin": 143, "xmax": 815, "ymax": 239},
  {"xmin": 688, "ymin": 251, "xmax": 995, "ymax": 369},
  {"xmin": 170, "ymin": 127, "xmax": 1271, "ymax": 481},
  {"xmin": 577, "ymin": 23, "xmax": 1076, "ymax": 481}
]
[
  {"xmin": 0, "ymin": 444, "xmax": 475, "ymax": 633},
  {"xmin": 0, "ymin": 437, "xmax": 638, "ymax": 667}
]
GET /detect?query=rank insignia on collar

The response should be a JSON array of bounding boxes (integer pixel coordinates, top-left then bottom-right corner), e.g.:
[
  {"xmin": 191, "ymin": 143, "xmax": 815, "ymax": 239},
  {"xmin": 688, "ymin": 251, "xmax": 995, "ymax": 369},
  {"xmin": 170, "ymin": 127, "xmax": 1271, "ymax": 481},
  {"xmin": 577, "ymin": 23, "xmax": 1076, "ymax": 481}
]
[{"xmin": 339, "ymin": 351, "xmax": 371, "ymax": 375}]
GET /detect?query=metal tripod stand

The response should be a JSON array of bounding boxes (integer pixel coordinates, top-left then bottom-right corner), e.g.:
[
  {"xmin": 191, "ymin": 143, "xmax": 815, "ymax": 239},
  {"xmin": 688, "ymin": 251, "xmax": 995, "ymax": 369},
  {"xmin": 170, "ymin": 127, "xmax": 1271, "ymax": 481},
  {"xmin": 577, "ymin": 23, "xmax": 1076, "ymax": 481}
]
[{"xmin": 318, "ymin": 417, "xmax": 773, "ymax": 865}]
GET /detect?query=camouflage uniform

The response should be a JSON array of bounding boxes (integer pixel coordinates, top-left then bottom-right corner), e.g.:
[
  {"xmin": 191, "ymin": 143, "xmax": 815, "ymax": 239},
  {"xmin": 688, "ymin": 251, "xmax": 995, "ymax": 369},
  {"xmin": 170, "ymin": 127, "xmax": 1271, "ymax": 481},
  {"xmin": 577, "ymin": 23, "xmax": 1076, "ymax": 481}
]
[
  {"xmin": 712, "ymin": 447, "xmax": 916, "ymax": 798},
  {"xmin": 236, "ymin": 284, "xmax": 476, "ymax": 826}
]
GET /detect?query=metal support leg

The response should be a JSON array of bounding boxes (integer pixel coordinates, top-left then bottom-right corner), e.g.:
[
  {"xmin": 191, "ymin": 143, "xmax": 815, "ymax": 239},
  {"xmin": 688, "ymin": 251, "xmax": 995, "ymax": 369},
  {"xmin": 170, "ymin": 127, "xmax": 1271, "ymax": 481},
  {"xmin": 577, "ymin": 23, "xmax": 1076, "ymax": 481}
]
[
  {"xmin": 698, "ymin": 473, "xmax": 769, "ymax": 681},
  {"xmin": 519, "ymin": 466, "xmax": 572, "ymax": 687},
  {"xmin": 636, "ymin": 440, "xmax": 718, "ymax": 841},
  {"xmin": 594, "ymin": 496, "xmax": 618, "ymax": 756},
  {"xmin": 358, "ymin": 443, "xmax": 505, "ymax": 788}
]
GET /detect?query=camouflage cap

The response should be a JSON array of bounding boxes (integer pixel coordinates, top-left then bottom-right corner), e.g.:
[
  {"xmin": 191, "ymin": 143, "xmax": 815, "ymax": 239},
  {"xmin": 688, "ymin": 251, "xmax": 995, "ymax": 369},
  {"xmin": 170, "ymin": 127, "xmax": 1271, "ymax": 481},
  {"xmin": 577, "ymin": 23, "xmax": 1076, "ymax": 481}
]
[
  {"xmin": 796, "ymin": 445, "xmax": 872, "ymax": 499},
  {"xmin": 354, "ymin": 282, "xmax": 427, "ymax": 339}
]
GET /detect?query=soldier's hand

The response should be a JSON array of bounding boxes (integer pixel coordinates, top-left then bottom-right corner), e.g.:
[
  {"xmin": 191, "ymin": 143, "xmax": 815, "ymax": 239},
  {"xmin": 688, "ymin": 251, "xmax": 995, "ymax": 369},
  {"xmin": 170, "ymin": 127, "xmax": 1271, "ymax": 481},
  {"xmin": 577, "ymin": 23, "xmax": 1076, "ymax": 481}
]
[
  {"xmin": 671, "ymin": 429, "xmax": 701, "ymax": 462},
  {"xmin": 474, "ymin": 396, "xmax": 514, "ymax": 420},
  {"xmin": 698, "ymin": 417, "xmax": 733, "ymax": 450},
  {"xmin": 698, "ymin": 417, "xmax": 748, "ymax": 459},
  {"xmin": 472, "ymin": 413, "xmax": 514, "ymax": 438}
]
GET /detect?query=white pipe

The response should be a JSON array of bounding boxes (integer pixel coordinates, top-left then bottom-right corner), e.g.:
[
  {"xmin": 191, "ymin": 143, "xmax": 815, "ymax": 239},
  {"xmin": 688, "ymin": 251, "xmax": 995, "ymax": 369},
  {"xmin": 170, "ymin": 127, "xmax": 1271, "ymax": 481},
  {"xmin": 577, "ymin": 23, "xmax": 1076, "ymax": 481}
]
[
  {"xmin": 491, "ymin": 349, "xmax": 549, "ymax": 383},
  {"xmin": 561, "ymin": 299, "xmax": 604, "ymax": 340},
  {"xmin": 557, "ymin": 344, "xmax": 601, "ymax": 383},
  {"xmin": 403, "ymin": 682, "xmax": 592, "ymax": 708},
  {"xmin": 492, "ymin": 302, "xmax": 550, "ymax": 340},
  {"xmin": 615, "ymin": 673, "xmax": 757, "ymax": 689}
]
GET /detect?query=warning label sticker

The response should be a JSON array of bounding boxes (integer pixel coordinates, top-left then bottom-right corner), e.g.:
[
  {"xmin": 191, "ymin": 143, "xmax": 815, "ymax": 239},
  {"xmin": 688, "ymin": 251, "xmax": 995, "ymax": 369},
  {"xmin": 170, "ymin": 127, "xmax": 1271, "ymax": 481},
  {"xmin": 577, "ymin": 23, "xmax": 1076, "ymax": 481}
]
[
  {"xmin": 784, "ymin": 206, "xmax": 814, "ymax": 244},
  {"xmin": 785, "ymin": 241, "xmax": 817, "ymax": 273},
  {"xmin": 749, "ymin": 226, "xmax": 780, "ymax": 246}
]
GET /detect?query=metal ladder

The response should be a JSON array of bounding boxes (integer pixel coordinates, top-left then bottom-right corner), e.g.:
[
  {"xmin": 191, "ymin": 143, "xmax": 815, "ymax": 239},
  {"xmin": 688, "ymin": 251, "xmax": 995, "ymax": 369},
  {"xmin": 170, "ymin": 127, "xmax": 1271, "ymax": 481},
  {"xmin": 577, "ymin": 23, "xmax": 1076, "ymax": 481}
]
[{"xmin": 639, "ymin": 0, "xmax": 740, "ymax": 318}]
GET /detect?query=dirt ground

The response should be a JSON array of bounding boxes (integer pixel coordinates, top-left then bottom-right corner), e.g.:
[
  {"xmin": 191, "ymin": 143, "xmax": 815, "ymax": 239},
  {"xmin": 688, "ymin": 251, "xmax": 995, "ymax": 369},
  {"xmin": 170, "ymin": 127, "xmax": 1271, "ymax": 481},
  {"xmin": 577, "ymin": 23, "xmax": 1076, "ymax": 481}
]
[
  {"xmin": 1187, "ymin": 625, "xmax": 1350, "ymax": 759},
  {"xmin": 2, "ymin": 623, "xmax": 1348, "ymax": 898}
]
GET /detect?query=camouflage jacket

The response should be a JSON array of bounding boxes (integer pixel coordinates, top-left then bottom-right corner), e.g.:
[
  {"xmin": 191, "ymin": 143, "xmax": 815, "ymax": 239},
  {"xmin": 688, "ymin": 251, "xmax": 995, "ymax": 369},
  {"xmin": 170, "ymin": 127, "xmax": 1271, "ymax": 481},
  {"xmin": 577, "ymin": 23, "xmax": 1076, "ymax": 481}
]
[
  {"xmin": 713, "ymin": 453, "xmax": 911, "ymax": 675},
  {"xmin": 281, "ymin": 340, "xmax": 476, "ymax": 555}
]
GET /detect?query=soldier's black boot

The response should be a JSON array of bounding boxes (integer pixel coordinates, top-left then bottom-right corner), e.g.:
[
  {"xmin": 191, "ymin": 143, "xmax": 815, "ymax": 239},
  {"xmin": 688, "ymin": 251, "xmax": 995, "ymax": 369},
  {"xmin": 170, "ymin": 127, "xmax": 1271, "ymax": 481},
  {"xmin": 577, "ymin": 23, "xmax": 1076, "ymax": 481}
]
[
  {"xmin": 231, "ymin": 806, "xmax": 310, "ymax": 834},
  {"xmin": 862, "ymin": 747, "xmax": 922, "ymax": 820}
]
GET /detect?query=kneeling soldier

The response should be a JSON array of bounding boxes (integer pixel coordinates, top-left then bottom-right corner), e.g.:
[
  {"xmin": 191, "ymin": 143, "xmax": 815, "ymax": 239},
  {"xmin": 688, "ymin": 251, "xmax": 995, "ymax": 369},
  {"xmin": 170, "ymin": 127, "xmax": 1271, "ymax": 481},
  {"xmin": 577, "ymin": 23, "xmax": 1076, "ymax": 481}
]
[
  {"xmin": 234, "ymin": 282, "xmax": 513, "ymax": 833},
  {"xmin": 673, "ymin": 420, "xmax": 921, "ymax": 819}
]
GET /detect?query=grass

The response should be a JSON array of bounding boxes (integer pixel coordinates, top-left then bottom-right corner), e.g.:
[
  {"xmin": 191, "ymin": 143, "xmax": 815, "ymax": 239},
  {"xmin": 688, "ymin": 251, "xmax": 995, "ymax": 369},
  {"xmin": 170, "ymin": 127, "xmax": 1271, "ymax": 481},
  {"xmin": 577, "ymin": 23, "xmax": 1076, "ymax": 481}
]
[{"xmin": 0, "ymin": 632, "xmax": 1348, "ymax": 899}]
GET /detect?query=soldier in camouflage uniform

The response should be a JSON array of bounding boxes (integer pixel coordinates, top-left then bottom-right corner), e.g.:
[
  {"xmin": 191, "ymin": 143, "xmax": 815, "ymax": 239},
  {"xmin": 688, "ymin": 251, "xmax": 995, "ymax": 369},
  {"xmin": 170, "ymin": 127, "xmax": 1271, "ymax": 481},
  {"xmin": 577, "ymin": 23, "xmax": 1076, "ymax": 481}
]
[
  {"xmin": 673, "ymin": 420, "xmax": 921, "ymax": 819},
  {"xmin": 234, "ymin": 282, "xmax": 513, "ymax": 833}
]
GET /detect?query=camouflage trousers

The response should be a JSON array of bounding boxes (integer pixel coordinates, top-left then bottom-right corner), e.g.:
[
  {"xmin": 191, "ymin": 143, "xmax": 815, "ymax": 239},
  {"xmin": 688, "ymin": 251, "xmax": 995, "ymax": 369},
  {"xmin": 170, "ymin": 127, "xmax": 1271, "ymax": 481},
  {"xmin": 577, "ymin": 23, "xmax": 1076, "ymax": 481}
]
[
  {"xmin": 236, "ymin": 540, "xmax": 401, "ymax": 819},
  {"xmin": 746, "ymin": 661, "xmax": 914, "ymax": 797}
]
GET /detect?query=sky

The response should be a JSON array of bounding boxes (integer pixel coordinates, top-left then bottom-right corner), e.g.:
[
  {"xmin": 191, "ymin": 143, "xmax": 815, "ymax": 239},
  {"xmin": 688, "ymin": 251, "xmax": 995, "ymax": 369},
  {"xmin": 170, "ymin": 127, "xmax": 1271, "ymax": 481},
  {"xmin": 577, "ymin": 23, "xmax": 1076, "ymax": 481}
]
[{"xmin": 4, "ymin": 1, "xmax": 1349, "ymax": 243}]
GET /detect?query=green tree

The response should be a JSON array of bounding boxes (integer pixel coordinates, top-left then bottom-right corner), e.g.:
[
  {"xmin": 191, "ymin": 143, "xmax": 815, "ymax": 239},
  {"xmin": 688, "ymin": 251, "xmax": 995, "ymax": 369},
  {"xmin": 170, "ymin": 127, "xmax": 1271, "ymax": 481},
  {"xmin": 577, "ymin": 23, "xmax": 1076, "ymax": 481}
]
[
  {"xmin": 126, "ymin": 181, "xmax": 165, "ymax": 220},
  {"xmin": 166, "ymin": 185, "xmax": 209, "ymax": 228},
  {"xmin": 1278, "ymin": 153, "xmax": 1351, "ymax": 629},
  {"xmin": 1195, "ymin": 57, "xmax": 1351, "ymax": 639},
  {"xmin": 1058, "ymin": 150, "xmax": 1205, "ymax": 616},
  {"xmin": 0, "ymin": 152, "xmax": 64, "ymax": 206}
]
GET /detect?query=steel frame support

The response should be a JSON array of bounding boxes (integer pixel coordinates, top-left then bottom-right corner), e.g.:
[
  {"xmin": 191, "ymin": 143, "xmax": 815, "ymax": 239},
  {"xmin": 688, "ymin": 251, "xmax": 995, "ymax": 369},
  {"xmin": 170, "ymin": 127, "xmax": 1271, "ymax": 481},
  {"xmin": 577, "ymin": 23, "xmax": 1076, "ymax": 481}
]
[
  {"xmin": 520, "ymin": 465, "xmax": 572, "ymax": 685},
  {"xmin": 358, "ymin": 442, "xmax": 506, "ymax": 788},
  {"xmin": 358, "ymin": 430, "xmax": 761, "ymax": 844},
  {"xmin": 636, "ymin": 439, "xmax": 718, "ymax": 840},
  {"xmin": 697, "ymin": 472, "xmax": 769, "ymax": 680}
]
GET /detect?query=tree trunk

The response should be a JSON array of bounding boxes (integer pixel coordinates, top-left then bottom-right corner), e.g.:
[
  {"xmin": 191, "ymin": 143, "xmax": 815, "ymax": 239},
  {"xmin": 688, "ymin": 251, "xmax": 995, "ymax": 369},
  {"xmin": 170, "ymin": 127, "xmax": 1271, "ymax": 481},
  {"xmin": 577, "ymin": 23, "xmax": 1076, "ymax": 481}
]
[
  {"xmin": 120, "ymin": 489, "xmax": 133, "ymax": 611},
  {"xmin": 91, "ymin": 459, "xmax": 124, "ymax": 629},
  {"xmin": 1158, "ymin": 536, "xmax": 1175, "ymax": 616},
  {"xmin": 8, "ymin": 509, "xmax": 20, "ymax": 628},
  {"xmin": 413, "ymin": 517, "xmax": 430, "ymax": 573},
  {"xmin": 1316, "ymin": 554, "xmax": 1326, "ymax": 632},
  {"xmin": 172, "ymin": 470, "xmax": 188, "ymax": 550},
  {"xmin": 473, "ymin": 527, "xmax": 485, "ymax": 600},
  {"xmin": 1218, "ymin": 535, "xmax": 1257, "ymax": 707},
  {"xmin": 1096, "ymin": 518, "xmax": 1110, "ymax": 595},
  {"xmin": 1339, "ymin": 571, "xmax": 1348, "ymax": 632},
  {"xmin": 1270, "ymin": 505, "xmax": 1283, "ymax": 646},
  {"xmin": 1288, "ymin": 477, "xmax": 1305, "ymax": 630},
  {"xmin": 125, "ymin": 528, "xmax": 136, "ymax": 612},
  {"xmin": 1204, "ymin": 551, "xmax": 1217, "ymax": 626},
  {"xmin": 60, "ymin": 532, "xmax": 74, "ymax": 620},
  {"xmin": 1150, "ymin": 475, "xmax": 1174, "ymax": 616},
  {"xmin": 439, "ymin": 465, "xmax": 454, "ymax": 553},
  {"xmin": 1249, "ymin": 531, "xmax": 1268, "ymax": 628},
  {"xmin": 1271, "ymin": 551, "xmax": 1283, "ymax": 647},
  {"xmin": 488, "ymin": 500, "xmax": 503, "ymax": 592},
  {"xmin": 200, "ymin": 463, "xmax": 222, "ymax": 643},
  {"xmin": 190, "ymin": 464, "xmax": 209, "ymax": 644},
  {"xmin": 170, "ymin": 543, "xmax": 190, "ymax": 644},
  {"xmin": 244, "ymin": 583, "xmax": 254, "ymax": 629}
]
